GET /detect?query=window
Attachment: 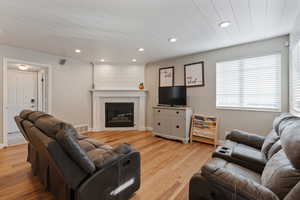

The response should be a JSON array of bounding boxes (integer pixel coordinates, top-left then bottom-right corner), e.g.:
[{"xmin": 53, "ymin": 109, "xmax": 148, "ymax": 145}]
[
  {"xmin": 291, "ymin": 41, "xmax": 300, "ymax": 114},
  {"xmin": 216, "ymin": 54, "xmax": 281, "ymax": 111}
]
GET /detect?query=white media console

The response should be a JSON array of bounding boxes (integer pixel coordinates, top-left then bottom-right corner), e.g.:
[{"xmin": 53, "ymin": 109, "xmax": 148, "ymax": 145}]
[{"xmin": 152, "ymin": 106, "xmax": 193, "ymax": 144}]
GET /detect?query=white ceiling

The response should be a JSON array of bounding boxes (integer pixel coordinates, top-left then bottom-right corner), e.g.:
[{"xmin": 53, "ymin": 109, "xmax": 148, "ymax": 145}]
[{"xmin": 0, "ymin": 0, "xmax": 299, "ymax": 64}]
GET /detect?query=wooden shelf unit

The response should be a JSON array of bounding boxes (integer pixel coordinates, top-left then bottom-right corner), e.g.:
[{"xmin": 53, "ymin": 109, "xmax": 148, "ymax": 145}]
[{"xmin": 190, "ymin": 114, "xmax": 219, "ymax": 147}]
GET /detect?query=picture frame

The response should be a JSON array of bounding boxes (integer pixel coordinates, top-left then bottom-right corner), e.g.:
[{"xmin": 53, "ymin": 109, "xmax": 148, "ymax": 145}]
[
  {"xmin": 159, "ymin": 67, "xmax": 174, "ymax": 87},
  {"xmin": 184, "ymin": 61, "xmax": 204, "ymax": 87}
]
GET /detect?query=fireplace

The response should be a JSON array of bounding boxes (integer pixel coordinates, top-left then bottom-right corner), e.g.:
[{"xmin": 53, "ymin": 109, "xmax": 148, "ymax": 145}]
[{"xmin": 105, "ymin": 102, "xmax": 134, "ymax": 127}]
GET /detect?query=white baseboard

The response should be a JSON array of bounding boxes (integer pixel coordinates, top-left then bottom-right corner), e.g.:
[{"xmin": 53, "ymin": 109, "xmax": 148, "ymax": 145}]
[
  {"xmin": 146, "ymin": 127, "xmax": 153, "ymax": 131},
  {"xmin": 74, "ymin": 124, "xmax": 89, "ymax": 133},
  {"xmin": 0, "ymin": 144, "xmax": 6, "ymax": 149},
  {"xmin": 218, "ymin": 140, "xmax": 226, "ymax": 146}
]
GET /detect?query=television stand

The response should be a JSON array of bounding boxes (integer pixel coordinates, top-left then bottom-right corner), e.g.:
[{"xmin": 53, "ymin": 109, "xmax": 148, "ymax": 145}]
[{"xmin": 152, "ymin": 106, "xmax": 193, "ymax": 144}]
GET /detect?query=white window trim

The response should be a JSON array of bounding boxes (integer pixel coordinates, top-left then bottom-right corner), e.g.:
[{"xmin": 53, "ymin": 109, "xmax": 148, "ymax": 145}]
[
  {"xmin": 290, "ymin": 38, "xmax": 300, "ymax": 117},
  {"xmin": 216, "ymin": 53, "xmax": 282, "ymax": 112},
  {"xmin": 216, "ymin": 106, "xmax": 281, "ymax": 113}
]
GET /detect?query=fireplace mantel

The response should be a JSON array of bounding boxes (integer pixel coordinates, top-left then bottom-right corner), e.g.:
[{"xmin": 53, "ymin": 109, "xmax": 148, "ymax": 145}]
[{"xmin": 91, "ymin": 89, "xmax": 147, "ymax": 131}]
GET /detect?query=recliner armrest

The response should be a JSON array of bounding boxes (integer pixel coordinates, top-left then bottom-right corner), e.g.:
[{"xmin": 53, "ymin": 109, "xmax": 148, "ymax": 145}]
[
  {"xmin": 77, "ymin": 150, "xmax": 141, "ymax": 200},
  {"xmin": 201, "ymin": 160, "xmax": 279, "ymax": 200},
  {"xmin": 226, "ymin": 129, "xmax": 265, "ymax": 150}
]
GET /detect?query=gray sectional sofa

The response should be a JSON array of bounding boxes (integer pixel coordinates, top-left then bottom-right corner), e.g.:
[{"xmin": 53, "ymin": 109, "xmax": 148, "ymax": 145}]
[
  {"xmin": 15, "ymin": 110, "xmax": 140, "ymax": 200},
  {"xmin": 189, "ymin": 113, "xmax": 300, "ymax": 200}
]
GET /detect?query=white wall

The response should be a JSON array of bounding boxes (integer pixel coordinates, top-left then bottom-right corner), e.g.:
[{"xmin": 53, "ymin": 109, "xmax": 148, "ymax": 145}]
[
  {"xmin": 94, "ymin": 64, "xmax": 145, "ymax": 89},
  {"xmin": 145, "ymin": 36, "xmax": 289, "ymax": 140},
  {"xmin": 0, "ymin": 45, "xmax": 92, "ymax": 144}
]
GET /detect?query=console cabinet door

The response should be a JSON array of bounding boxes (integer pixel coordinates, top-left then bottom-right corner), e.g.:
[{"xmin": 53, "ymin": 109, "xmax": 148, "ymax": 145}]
[
  {"xmin": 153, "ymin": 116, "xmax": 163, "ymax": 133},
  {"xmin": 171, "ymin": 118, "xmax": 186, "ymax": 139}
]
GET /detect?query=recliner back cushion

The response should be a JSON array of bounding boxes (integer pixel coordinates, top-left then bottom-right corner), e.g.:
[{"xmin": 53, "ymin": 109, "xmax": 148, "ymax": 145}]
[
  {"xmin": 278, "ymin": 117, "xmax": 300, "ymax": 136},
  {"xmin": 56, "ymin": 129, "xmax": 96, "ymax": 174},
  {"xmin": 261, "ymin": 130, "xmax": 279, "ymax": 160},
  {"xmin": 28, "ymin": 111, "xmax": 51, "ymax": 123},
  {"xmin": 267, "ymin": 140, "xmax": 282, "ymax": 160},
  {"xmin": 20, "ymin": 110, "xmax": 34, "ymax": 120},
  {"xmin": 14, "ymin": 116, "xmax": 29, "ymax": 141},
  {"xmin": 261, "ymin": 150, "xmax": 300, "ymax": 199},
  {"xmin": 273, "ymin": 113, "xmax": 294, "ymax": 134},
  {"xmin": 22, "ymin": 120, "xmax": 35, "ymax": 136},
  {"xmin": 35, "ymin": 115, "xmax": 80, "ymax": 139},
  {"xmin": 281, "ymin": 123, "xmax": 300, "ymax": 169}
]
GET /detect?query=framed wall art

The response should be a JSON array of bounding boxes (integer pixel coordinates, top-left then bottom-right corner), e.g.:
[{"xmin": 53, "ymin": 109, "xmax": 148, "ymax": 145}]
[
  {"xmin": 159, "ymin": 67, "xmax": 174, "ymax": 87},
  {"xmin": 184, "ymin": 62, "xmax": 204, "ymax": 87}
]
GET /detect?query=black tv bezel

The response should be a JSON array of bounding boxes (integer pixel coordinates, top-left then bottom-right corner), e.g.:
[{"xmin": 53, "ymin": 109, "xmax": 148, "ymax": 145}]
[{"xmin": 158, "ymin": 86, "xmax": 187, "ymax": 107}]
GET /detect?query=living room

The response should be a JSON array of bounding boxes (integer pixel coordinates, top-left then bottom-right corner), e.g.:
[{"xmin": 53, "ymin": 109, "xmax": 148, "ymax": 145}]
[{"xmin": 1, "ymin": 1, "xmax": 300, "ymax": 200}]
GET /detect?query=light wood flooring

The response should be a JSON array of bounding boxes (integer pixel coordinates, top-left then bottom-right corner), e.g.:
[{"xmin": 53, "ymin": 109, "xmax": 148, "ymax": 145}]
[{"xmin": 0, "ymin": 131, "xmax": 213, "ymax": 200}]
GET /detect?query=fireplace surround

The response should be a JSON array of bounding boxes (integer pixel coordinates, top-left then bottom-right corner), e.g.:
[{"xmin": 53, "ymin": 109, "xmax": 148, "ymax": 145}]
[{"xmin": 91, "ymin": 89, "xmax": 147, "ymax": 131}]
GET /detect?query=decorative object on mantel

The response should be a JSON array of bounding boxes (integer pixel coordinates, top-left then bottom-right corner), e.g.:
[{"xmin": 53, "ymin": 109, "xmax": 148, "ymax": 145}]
[
  {"xmin": 184, "ymin": 62, "xmax": 204, "ymax": 87},
  {"xmin": 139, "ymin": 82, "xmax": 144, "ymax": 90},
  {"xmin": 159, "ymin": 67, "xmax": 174, "ymax": 87},
  {"xmin": 190, "ymin": 114, "xmax": 218, "ymax": 147}
]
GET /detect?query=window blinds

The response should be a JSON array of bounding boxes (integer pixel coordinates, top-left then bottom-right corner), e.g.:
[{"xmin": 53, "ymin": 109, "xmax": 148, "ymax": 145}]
[{"xmin": 216, "ymin": 54, "xmax": 281, "ymax": 111}]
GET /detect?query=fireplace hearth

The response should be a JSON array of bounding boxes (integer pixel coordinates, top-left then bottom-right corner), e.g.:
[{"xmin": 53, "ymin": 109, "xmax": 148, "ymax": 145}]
[{"xmin": 105, "ymin": 103, "xmax": 134, "ymax": 127}]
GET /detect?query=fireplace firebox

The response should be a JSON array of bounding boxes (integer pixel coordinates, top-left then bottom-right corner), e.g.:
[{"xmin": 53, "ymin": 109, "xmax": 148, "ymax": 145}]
[{"xmin": 105, "ymin": 103, "xmax": 134, "ymax": 127}]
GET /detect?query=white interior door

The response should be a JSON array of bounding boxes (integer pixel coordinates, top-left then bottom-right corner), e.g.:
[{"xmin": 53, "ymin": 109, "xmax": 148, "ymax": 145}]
[{"xmin": 7, "ymin": 70, "xmax": 38, "ymax": 133}]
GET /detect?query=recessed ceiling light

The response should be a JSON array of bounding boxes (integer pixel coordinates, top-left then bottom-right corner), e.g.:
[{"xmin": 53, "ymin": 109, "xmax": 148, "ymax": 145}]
[
  {"xmin": 138, "ymin": 48, "xmax": 144, "ymax": 52},
  {"xmin": 219, "ymin": 21, "xmax": 231, "ymax": 28},
  {"xmin": 132, "ymin": 59, "xmax": 137, "ymax": 62},
  {"xmin": 75, "ymin": 49, "xmax": 81, "ymax": 53},
  {"xmin": 168, "ymin": 37, "xmax": 177, "ymax": 43},
  {"xmin": 100, "ymin": 59, "xmax": 105, "ymax": 62},
  {"xmin": 18, "ymin": 64, "xmax": 29, "ymax": 71}
]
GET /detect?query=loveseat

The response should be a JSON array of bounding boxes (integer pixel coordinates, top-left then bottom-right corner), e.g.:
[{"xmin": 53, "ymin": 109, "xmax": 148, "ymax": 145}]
[
  {"xmin": 189, "ymin": 113, "xmax": 300, "ymax": 200},
  {"xmin": 15, "ymin": 110, "xmax": 141, "ymax": 200}
]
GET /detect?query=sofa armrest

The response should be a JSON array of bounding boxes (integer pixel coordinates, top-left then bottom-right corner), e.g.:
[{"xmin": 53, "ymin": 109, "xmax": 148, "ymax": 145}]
[
  {"xmin": 226, "ymin": 129, "xmax": 265, "ymax": 149},
  {"xmin": 77, "ymin": 150, "xmax": 141, "ymax": 200},
  {"xmin": 201, "ymin": 161, "xmax": 279, "ymax": 200}
]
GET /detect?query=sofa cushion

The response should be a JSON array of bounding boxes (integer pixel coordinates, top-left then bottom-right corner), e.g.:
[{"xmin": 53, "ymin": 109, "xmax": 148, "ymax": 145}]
[
  {"xmin": 267, "ymin": 140, "xmax": 282, "ymax": 160},
  {"xmin": 78, "ymin": 138, "xmax": 112, "ymax": 152},
  {"xmin": 199, "ymin": 158, "xmax": 279, "ymax": 200},
  {"xmin": 273, "ymin": 113, "xmax": 295, "ymax": 134},
  {"xmin": 261, "ymin": 150, "xmax": 300, "ymax": 199},
  {"xmin": 202, "ymin": 158, "xmax": 261, "ymax": 184},
  {"xmin": 22, "ymin": 120, "xmax": 35, "ymax": 136},
  {"xmin": 20, "ymin": 110, "xmax": 35, "ymax": 120},
  {"xmin": 114, "ymin": 143, "xmax": 132, "ymax": 154},
  {"xmin": 261, "ymin": 130, "xmax": 280, "ymax": 160},
  {"xmin": 14, "ymin": 116, "xmax": 28, "ymax": 141},
  {"xmin": 28, "ymin": 111, "xmax": 51, "ymax": 123},
  {"xmin": 86, "ymin": 148, "xmax": 120, "ymax": 169},
  {"xmin": 277, "ymin": 117, "xmax": 300, "ymax": 137},
  {"xmin": 35, "ymin": 116, "xmax": 79, "ymax": 139},
  {"xmin": 214, "ymin": 140, "xmax": 266, "ymax": 173},
  {"xmin": 226, "ymin": 129, "xmax": 265, "ymax": 149},
  {"xmin": 232, "ymin": 143, "xmax": 266, "ymax": 167},
  {"xmin": 281, "ymin": 123, "xmax": 300, "ymax": 169},
  {"xmin": 56, "ymin": 129, "xmax": 96, "ymax": 174}
]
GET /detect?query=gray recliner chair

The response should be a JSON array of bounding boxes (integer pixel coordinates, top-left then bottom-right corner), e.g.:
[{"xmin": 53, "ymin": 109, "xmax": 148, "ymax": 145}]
[{"xmin": 189, "ymin": 114, "xmax": 300, "ymax": 200}]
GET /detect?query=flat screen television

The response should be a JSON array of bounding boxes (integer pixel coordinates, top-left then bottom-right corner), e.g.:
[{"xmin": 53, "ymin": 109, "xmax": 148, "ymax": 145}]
[{"xmin": 159, "ymin": 86, "xmax": 187, "ymax": 106}]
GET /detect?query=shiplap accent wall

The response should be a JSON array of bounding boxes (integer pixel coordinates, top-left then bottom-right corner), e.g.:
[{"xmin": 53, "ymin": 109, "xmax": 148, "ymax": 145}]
[{"xmin": 94, "ymin": 64, "xmax": 145, "ymax": 89}]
